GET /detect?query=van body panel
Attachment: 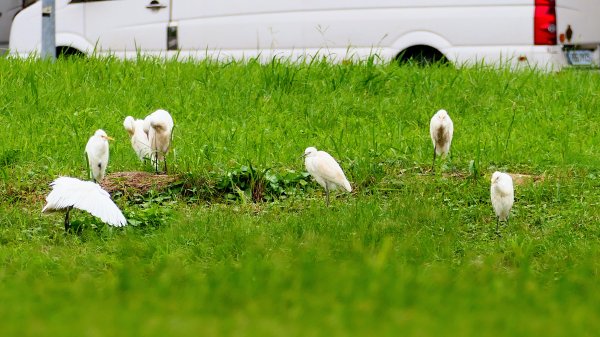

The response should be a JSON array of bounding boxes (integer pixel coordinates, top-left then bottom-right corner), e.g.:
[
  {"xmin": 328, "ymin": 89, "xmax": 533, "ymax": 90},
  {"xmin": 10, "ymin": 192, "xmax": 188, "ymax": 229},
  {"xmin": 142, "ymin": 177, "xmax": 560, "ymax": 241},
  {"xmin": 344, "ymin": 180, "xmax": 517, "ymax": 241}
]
[
  {"xmin": 83, "ymin": 0, "xmax": 169, "ymax": 52},
  {"xmin": 173, "ymin": 1, "xmax": 533, "ymax": 51},
  {"xmin": 556, "ymin": 1, "xmax": 600, "ymax": 45},
  {"xmin": 8, "ymin": 0, "xmax": 600, "ymax": 69}
]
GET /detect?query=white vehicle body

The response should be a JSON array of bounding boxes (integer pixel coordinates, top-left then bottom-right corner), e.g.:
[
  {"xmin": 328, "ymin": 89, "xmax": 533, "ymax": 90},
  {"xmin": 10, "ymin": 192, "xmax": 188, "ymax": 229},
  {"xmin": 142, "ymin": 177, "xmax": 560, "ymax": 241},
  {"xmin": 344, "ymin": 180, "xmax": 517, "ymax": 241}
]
[
  {"xmin": 0, "ymin": 0, "xmax": 25, "ymax": 47},
  {"xmin": 9, "ymin": 0, "xmax": 600, "ymax": 69}
]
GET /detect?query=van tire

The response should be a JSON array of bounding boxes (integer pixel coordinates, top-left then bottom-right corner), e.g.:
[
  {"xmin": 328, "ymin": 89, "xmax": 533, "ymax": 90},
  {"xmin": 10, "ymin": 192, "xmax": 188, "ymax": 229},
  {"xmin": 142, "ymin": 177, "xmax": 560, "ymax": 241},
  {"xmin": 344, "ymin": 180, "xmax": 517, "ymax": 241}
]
[
  {"xmin": 56, "ymin": 46, "xmax": 85, "ymax": 58},
  {"xmin": 396, "ymin": 45, "xmax": 448, "ymax": 66}
]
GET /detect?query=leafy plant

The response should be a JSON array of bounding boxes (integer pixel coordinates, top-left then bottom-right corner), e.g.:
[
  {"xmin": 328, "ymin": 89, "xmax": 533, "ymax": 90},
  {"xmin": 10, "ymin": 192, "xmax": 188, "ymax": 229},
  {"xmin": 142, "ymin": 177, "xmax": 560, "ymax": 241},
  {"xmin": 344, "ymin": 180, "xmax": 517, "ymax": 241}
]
[
  {"xmin": 123, "ymin": 192, "xmax": 175, "ymax": 229},
  {"xmin": 215, "ymin": 162, "xmax": 311, "ymax": 202}
]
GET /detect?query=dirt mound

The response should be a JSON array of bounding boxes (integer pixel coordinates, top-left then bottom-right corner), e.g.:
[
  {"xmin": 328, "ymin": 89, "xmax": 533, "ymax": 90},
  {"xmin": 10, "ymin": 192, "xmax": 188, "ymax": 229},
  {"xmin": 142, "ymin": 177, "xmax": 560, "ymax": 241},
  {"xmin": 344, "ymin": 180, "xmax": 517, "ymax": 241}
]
[{"xmin": 100, "ymin": 171, "xmax": 180, "ymax": 195}]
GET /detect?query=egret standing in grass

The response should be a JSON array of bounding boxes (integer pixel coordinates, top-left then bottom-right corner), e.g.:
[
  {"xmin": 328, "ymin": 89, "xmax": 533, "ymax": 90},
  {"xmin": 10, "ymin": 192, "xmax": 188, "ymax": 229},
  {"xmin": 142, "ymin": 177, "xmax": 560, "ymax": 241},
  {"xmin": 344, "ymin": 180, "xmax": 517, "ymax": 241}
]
[
  {"xmin": 42, "ymin": 177, "xmax": 127, "ymax": 232},
  {"xmin": 85, "ymin": 129, "xmax": 113, "ymax": 183},
  {"xmin": 490, "ymin": 171, "xmax": 514, "ymax": 234},
  {"xmin": 123, "ymin": 116, "xmax": 151, "ymax": 161},
  {"xmin": 144, "ymin": 109, "xmax": 174, "ymax": 173},
  {"xmin": 429, "ymin": 109, "xmax": 454, "ymax": 172},
  {"xmin": 303, "ymin": 147, "xmax": 352, "ymax": 207}
]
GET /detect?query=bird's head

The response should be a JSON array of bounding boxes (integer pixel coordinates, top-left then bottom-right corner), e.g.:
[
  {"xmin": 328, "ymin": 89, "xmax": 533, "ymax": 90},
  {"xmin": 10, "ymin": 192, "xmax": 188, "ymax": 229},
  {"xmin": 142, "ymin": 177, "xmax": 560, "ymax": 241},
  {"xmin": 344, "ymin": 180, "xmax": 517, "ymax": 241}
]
[
  {"xmin": 302, "ymin": 147, "xmax": 318, "ymax": 158},
  {"xmin": 491, "ymin": 171, "xmax": 501, "ymax": 185},
  {"xmin": 123, "ymin": 116, "xmax": 136, "ymax": 136},
  {"xmin": 95, "ymin": 129, "xmax": 114, "ymax": 141},
  {"xmin": 436, "ymin": 109, "xmax": 449, "ymax": 120}
]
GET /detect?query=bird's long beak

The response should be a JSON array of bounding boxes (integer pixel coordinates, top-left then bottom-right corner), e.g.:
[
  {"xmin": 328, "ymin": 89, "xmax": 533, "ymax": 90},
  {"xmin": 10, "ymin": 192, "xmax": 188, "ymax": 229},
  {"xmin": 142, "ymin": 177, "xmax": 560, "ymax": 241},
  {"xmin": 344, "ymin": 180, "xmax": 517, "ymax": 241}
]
[
  {"xmin": 104, "ymin": 136, "xmax": 115, "ymax": 141},
  {"xmin": 299, "ymin": 153, "xmax": 307, "ymax": 159}
]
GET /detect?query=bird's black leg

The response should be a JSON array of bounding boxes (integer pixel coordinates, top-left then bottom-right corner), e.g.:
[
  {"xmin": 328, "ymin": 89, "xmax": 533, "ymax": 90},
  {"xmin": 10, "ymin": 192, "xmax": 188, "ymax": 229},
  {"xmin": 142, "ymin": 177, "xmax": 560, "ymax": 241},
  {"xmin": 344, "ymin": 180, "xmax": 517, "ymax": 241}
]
[
  {"xmin": 431, "ymin": 145, "xmax": 436, "ymax": 174},
  {"xmin": 84, "ymin": 152, "xmax": 91, "ymax": 180},
  {"xmin": 325, "ymin": 186, "xmax": 330, "ymax": 207},
  {"xmin": 163, "ymin": 156, "xmax": 168, "ymax": 174},
  {"xmin": 495, "ymin": 217, "xmax": 501, "ymax": 237},
  {"xmin": 64, "ymin": 206, "xmax": 72, "ymax": 232}
]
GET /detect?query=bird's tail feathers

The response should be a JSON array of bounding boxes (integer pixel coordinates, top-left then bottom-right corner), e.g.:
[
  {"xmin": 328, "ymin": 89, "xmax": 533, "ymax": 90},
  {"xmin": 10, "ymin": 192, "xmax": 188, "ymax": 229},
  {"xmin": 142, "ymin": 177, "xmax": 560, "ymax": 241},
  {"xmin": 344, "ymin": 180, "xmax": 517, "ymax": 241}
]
[
  {"xmin": 150, "ymin": 118, "xmax": 174, "ymax": 133},
  {"xmin": 150, "ymin": 119, "xmax": 168, "ymax": 132}
]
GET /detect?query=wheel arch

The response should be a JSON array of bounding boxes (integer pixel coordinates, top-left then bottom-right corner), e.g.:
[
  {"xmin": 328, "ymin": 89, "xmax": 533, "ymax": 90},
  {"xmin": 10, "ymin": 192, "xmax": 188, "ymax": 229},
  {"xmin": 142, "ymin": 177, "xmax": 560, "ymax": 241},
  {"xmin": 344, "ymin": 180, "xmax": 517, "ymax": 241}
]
[
  {"xmin": 391, "ymin": 31, "xmax": 452, "ymax": 63},
  {"xmin": 56, "ymin": 33, "xmax": 94, "ymax": 56}
]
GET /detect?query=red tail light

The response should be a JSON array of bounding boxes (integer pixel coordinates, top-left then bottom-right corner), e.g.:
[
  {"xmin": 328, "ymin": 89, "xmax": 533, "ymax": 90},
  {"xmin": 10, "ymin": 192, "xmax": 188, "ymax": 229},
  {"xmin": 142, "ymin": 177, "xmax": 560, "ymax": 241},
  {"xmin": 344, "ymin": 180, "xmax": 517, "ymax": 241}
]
[{"xmin": 534, "ymin": 0, "xmax": 557, "ymax": 45}]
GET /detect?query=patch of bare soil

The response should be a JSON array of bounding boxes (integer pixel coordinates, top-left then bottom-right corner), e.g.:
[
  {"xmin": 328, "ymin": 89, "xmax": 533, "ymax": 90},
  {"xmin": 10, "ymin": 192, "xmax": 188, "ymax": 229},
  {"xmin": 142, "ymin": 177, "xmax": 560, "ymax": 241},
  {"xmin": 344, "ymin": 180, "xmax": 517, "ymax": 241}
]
[{"xmin": 508, "ymin": 173, "xmax": 545, "ymax": 186}]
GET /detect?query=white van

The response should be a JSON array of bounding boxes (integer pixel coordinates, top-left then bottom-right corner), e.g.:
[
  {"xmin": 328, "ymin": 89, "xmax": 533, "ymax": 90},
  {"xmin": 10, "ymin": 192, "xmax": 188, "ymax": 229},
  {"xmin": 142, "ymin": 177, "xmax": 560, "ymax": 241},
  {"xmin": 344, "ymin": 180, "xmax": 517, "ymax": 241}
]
[{"xmin": 9, "ymin": 0, "xmax": 600, "ymax": 69}]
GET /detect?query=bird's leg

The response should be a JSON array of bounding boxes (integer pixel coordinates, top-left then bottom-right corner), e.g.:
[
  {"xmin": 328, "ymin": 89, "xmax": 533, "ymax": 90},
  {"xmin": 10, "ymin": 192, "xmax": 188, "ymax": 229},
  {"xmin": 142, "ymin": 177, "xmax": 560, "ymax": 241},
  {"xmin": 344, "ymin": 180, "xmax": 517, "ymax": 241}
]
[
  {"xmin": 495, "ymin": 217, "xmax": 501, "ymax": 237},
  {"xmin": 152, "ymin": 137, "xmax": 159, "ymax": 174},
  {"xmin": 325, "ymin": 186, "xmax": 330, "ymax": 207},
  {"xmin": 431, "ymin": 146, "xmax": 436, "ymax": 174},
  {"xmin": 154, "ymin": 153, "xmax": 159, "ymax": 174},
  {"xmin": 163, "ymin": 156, "xmax": 168, "ymax": 174},
  {"xmin": 84, "ymin": 152, "xmax": 91, "ymax": 180},
  {"xmin": 64, "ymin": 206, "xmax": 72, "ymax": 232}
]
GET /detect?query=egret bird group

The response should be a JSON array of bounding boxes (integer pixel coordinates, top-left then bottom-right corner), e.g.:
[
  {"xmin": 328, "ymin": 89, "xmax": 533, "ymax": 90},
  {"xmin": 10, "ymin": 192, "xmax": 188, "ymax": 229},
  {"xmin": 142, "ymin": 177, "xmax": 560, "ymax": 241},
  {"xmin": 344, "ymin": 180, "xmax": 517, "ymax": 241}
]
[
  {"xmin": 43, "ymin": 109, "xmax": 175, "ymax": 231},
  {"xmin": 45, "ymin": 128, "xmax": 121, "ymax": 231},
  {"xmin": 124, "ymin": 109, "xmax": 174, "ymax": 173},
  {"xmin": 44, "ymin": 105, "xmax": 515, "ymax": 236},
  {"xmin": 428, "ymin": 109, "xmax": 515, "ymax": 234}
]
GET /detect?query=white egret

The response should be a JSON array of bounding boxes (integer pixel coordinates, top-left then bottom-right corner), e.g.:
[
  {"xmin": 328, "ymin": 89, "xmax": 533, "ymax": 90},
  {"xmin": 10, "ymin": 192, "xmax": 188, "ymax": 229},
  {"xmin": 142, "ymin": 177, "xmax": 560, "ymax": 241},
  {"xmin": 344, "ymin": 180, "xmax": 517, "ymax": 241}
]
[
  {"xmin": 490, "ymin": 171, "xmax": 514, "ymax": 234},
  {"xmin": 429, "ymin": 109, "xmax": 454, "ymax": 172},
  {"xmin": 303, "ymin": 147, "xmax": 352, "ymax": 207},
  {"xmin": 144, "ymin": 109, "xmax": 174, "ymax": 173},
  {"xmin": 123, "ymin": 116, "xmax": 152, "ymax": 161},
  {"xmin": 42, "ymin": 177, "xmax": 127, "ymax": 232},
  {"xmin": 85, "ymin": 129, "xmax": 113, "ymax": 183}
]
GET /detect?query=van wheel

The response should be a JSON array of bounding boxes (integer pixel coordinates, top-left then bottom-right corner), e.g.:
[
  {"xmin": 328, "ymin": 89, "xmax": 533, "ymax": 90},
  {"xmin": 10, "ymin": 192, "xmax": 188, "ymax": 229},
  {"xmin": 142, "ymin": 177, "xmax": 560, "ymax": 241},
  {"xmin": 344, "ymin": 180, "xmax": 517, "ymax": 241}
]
[
  {"xmin": 56, "ymin": 46, "xmax": 85, "ymax": 58},
  {"xmin": 397, "ymin": 46, "xmax": 448, "ymax": 66}
]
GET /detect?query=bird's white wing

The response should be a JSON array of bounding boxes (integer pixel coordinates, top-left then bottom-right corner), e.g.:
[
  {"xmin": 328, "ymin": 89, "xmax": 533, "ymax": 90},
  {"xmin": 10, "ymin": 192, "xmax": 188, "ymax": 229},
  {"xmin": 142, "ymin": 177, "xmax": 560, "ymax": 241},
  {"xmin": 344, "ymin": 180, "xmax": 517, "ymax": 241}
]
[
  {"xmin": 446, "ymin": 117, "xmax": 454, "ymax": 136},
  {"xmin": 84, "ymin": 135, "xmax": 96, "ymax": 156},
  {"xmin": 429, "ymin": 115, "xmax": 439, "ymax": 138},
  {"xmin": 43, "ymin": 177, "xmax": 88, "ymax": 212},
  {"xmin": 43, "ymin": 177, "xmax": 127, "ymax": 227},
  {"xmin": 315, "ymin": 151, "xmax": 351, "ymax": 190}
]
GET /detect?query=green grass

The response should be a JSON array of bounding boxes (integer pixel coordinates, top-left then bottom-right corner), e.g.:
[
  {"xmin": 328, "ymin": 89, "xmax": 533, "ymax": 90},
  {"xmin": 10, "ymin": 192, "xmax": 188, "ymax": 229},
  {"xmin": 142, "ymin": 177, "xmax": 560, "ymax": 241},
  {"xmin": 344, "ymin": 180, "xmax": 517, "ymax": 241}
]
[{"xmin": 1, "ymin": 57, "xmax": 600, "ymax": 336}]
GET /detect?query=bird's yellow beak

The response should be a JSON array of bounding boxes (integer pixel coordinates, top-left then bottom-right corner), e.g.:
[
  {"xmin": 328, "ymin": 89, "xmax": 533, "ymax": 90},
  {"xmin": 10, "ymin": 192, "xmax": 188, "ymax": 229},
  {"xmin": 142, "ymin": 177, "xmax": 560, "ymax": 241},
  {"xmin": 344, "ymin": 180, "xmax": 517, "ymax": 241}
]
[{"xmin": 104, "ymin": 136, "xmax": 115, "ymax": 141}]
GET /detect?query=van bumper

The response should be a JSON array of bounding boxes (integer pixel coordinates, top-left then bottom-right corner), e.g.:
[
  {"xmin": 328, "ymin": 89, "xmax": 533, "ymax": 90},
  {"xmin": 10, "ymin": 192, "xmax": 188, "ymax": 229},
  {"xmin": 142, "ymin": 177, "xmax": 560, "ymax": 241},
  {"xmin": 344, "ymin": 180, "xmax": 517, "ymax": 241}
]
[{"xmin": 444, "ymin": 45, "xmax": 570, "ymax": 71}]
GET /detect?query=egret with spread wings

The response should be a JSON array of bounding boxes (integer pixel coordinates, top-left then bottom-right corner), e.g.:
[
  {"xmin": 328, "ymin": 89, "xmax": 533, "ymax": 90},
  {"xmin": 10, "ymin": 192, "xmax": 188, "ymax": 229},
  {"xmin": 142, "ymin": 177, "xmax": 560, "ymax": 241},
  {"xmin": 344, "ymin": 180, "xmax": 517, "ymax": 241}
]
[{"xmin": 42, "ymin": 177, "xmax": 127, "ymax": 232}]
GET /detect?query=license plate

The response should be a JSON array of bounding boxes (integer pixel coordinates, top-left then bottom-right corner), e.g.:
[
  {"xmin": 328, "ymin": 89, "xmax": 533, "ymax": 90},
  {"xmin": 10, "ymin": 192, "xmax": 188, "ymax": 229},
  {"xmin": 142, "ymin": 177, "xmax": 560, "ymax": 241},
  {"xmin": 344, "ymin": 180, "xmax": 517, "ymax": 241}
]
[{"xmin": 566, "ymin": 50, "xmax": 594, "ymax": 66}]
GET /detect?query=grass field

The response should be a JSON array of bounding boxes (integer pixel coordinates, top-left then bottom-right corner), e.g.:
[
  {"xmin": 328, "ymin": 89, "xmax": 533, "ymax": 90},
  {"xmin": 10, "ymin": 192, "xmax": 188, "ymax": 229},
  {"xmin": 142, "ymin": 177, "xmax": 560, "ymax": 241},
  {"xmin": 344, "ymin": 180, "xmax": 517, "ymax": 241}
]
[{"xmin": 1, "ymin": 57, "xmax": 600, "ymax": 336}]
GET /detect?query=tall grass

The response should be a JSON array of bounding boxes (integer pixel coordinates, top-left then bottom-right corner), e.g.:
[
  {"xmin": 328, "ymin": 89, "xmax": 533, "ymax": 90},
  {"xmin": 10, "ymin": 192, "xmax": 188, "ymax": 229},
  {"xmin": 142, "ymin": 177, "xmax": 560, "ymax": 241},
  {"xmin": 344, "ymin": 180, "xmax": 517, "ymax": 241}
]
[
  {"xmin": 1, "ymin": 57, "xmax": 600, "ymax": 336},
  {"xmin": 2, "ymin": 57, "xmax": 600, "ymax": 180}
]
